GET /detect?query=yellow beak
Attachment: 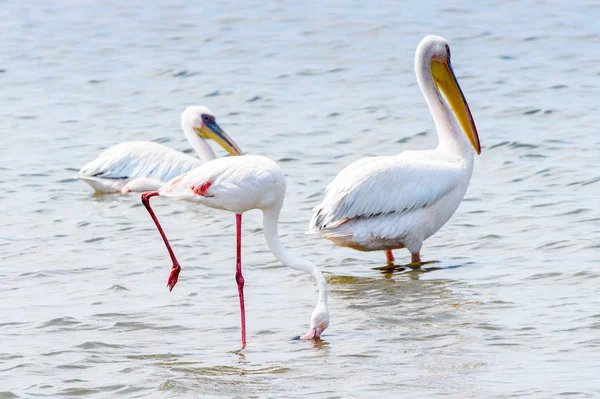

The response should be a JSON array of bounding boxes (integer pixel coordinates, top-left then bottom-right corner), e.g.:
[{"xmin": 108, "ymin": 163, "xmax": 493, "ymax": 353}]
[
  {"xmin": 194, "ymin": 122, "xmax": 244, "ymax": 156},
  {"xmin": 431, "ymin": 60, "xmax": 481, "ymax": 154}
]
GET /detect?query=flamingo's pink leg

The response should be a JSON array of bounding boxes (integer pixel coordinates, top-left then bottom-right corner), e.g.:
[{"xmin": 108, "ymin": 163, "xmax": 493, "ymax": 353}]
[
  {"xmin": 141, "ymin": 191, "xmax": 181, "ymax": 291},
  {"xmin": 235, "ymin": 213, "xmax": 246, "ymax": 348}
]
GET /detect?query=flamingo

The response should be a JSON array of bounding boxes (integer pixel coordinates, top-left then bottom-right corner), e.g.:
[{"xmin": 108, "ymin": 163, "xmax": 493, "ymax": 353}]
[
  {"xmin": 77, "ymin": 106, "xmax": 243, "ymax": 193},
  {"xmin": 141, "ymin": 155, "xmax": 329, "ymax": 347},
  {"xmin": 309, "ymin": 35, "xmax": 481, "ymax": 265}
]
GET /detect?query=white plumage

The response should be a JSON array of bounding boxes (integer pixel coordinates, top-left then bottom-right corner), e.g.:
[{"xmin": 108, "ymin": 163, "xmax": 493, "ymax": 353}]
[
  {"xmin": 309, "ymin": 35, "xmax": 482, "ymax": 264},
  {"xmin": 311, "ymin": 150, "xmax": 470, "ymax": 253},
  {"xmin": 77, "ymin": 141, "xmax": 202, "ymax": 193},
  {"xmin": 76, "ymin": 106, "xmax": 243, "ymax": 193},
  {"xmin": 159, "ymin": 155, "xmax": 285, "ymax": 214},
  {"xmin": 143, "ymin": 155, "xmax": 330, "ymax": 345}
]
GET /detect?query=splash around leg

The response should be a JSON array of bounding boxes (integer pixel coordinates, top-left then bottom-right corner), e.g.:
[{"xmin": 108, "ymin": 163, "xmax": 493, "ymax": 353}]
[{"xmin": 385, "ymin": 250, "xmax": 395, "ymax": 264}]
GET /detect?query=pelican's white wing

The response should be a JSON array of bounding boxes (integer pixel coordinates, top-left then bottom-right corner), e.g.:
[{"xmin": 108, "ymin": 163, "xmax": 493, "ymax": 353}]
[
  {"xmin": 310, "ymin": 152, "xmax": 465, "ymax": 232},
  {"xmin": 77, "ymin": 141, "xmax": 202, "ymax": 183}
]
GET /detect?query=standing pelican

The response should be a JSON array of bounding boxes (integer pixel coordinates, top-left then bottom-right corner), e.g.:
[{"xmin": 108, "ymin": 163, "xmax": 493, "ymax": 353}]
[
  {"xmin": 141, "ymin": 155, "xmax": 329, "ymax": 347},
  {"xmin": 309, "ymin": 35, "xmax": 481, "ymax": 265},
  {"xmin": 76, "ymin": 106, "xmax": 243, "ymax": 193}
]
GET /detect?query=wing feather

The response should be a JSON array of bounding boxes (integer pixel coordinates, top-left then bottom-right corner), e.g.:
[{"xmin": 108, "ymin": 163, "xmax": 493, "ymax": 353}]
[
  {"xmin": 77, "ymin": 141, "xmax": 201, "ymax": 182},
  {"xmin": 310, "ymin": 154, "xmax": 465, "ymax": 231}
]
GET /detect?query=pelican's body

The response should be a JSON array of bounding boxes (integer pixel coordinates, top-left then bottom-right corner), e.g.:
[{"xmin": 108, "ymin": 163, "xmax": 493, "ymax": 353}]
[
  {"xmin": 77, "ymin": 106, "xmax": 243, "ymax": 193},
  {"xmin": 142, "ymin": 155, "xmax": 329, "ymax": 347},
  {"xmin": 309, "ymin": 35, "xmax": 482, "ymax": 264},
  {"xmin": 77, "ymin": 141, "xmax": 202, "ymax": 193}
]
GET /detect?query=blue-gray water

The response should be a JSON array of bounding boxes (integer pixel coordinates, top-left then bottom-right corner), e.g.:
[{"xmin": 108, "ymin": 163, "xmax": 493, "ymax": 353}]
[{"xmin": 1, "ymin": 1, "xmax": 599, "ymax": 397}]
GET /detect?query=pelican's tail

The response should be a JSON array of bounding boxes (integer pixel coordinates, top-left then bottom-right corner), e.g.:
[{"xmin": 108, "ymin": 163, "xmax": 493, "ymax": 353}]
[{"xmin": 75, "ymin": 175, "xmax": 124, "ymax": 193}]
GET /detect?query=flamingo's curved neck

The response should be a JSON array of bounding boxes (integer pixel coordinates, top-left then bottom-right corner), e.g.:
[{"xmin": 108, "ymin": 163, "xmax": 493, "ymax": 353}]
[
  {"xmin": 415, "ymin": 57, "xmax": 473, "ymax": 162},
  {"xmin": 182, "ymin": 123, "xmax": 217, "ymax": 162},
  {"xmin": 262, "ymin": 207, "xmax": 328, "ymax": 307}
]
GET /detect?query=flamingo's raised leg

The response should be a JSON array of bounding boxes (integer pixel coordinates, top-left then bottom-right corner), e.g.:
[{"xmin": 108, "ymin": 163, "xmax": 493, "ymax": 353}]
[{"xmin": 141, "ymin": 191, "xmax": 181, "ymax": 291}]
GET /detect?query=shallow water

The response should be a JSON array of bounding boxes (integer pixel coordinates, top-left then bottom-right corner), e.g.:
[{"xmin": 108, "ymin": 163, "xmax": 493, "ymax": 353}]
[{"xmin": 1, "ymin": 0, "xmax": 599, "ymax": 397}]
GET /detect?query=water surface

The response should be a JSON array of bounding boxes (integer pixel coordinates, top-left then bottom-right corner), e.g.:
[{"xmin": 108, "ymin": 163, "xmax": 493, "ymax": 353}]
[{"xmin": 1, "ymin": 1, "xmax": 599, "ymax": 397}]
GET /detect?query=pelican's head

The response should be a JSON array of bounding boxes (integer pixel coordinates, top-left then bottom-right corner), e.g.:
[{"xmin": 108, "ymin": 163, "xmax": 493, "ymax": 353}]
[
  {"xmin": 416, "ymin": 35, "xmax": 481, "ymax": 154},
  {"xmin": 182, "ymin": 106, "xmax": 244, "ymax": 156},
  {"xmin": 301, "ymin": 302, "xmax": 330, "ymax": 340}
]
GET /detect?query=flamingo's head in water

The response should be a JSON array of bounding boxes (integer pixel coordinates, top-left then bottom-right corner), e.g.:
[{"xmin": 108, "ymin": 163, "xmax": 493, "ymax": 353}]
[{"xmin": 301, "ymin": 303, "xmax": 329, "ymax": 340}]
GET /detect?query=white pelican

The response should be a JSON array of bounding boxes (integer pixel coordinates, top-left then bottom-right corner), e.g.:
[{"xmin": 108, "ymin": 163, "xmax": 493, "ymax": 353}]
[
  {"xmin": 76, "ymin": 106, "xmax": 243, "ymax": 193},
  {"xmin": 309, "ymin": 35, "xmax": 481, "ymax": 265},
  {"xmin": 141, "ymin": 155, "xmax": 329, "ymax": 347}
]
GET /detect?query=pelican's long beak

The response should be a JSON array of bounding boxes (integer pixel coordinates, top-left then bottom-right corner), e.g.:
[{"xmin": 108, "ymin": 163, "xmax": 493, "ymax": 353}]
[
  {"xmin": 194, "ymin": 122, "xmax": 244, "ymax": 156},
  {"xmin": 431, "ymin": 60, "xmax": 481, "ymax": 154}
]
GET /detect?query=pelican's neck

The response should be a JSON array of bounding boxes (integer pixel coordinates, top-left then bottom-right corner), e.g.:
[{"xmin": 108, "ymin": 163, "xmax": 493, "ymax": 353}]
[
  {"xmin": 415, "ymin": 59, "xmax": 473, "ymax": 160},
  {"xmin": 182, "ymin": 123, "xmax": 217, "ymax": 162},
  {"xmin": 262, "ymin": 206, "xmax": 328, "ymax": 307}
]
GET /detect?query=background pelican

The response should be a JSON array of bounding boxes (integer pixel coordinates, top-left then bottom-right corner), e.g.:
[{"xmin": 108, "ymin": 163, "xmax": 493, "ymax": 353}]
[
  {"xmin": 309, "ymin": 35, "xmax": 481, "ymax": 265},
  {"xmin": 141, "ymin": 155, "xmax": 329, "ymax": 347},
  {"xmin": 76, "ymin": 106, "xmax": 243, "ymax": 193}
]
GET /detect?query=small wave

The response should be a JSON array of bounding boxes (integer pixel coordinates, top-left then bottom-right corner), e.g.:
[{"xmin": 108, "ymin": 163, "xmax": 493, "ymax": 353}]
[
  {"xmin": 40, "ymin": 317, "xmax": 80, "ymax": 328},
  {"xmin": 91, "ymin": 312, "xmax": 129, "ymax": 318},
  {"xmin": 75, "ymin": 341, "xmax": 124, "ymax": 350},
  {"xmin": 108, "ymin": 285, "xmax": 129, "ymax": 291},
  {"xmin": 277, "ymin": 157, "xmax": 298, "ymax": 163},
  {"xmin": 171, "ymin": 364, "xmax": 290, "ymax": 376},
  {"xmin": 57, "ymin": 364, "xmax": 91, "ymax": 370},
  {"xmin": 524, "ymin": 109, "xmax": 541, "ymax": 115},
  {"xmin": 581, "ymin": 177, "xmax": 599, "ymax": 186},
  {"xmin": 83, "ymin": 237, "xmax": 105, "ymax": 243},
  {"xmin": 558, "ymin": 208, "xmax": 590, "ymax": 216},
  {"xmin": 528, "ymin": 272, "xmax": 563, "ymax": 280},
  {"xmin": 0, "ymin": 322, "xmax": 28, "ymax": 329},
  {"xmin": 172, "ymin": 70, "xmax": 199, "ymax": 78},
  {"xmin": 58, "ymin": 388, "xmax": 101, "ymax": 396},
  {"xmin": 42, "ymin": 350, "xmax": 73, "ymax": 357},
  {"xmin": 489, "ymin": 141, "xmax": 538, "ymax": 150},
  {"xmin": 110, "ymin": 321, "xmax": 161, "ymax": 331}
]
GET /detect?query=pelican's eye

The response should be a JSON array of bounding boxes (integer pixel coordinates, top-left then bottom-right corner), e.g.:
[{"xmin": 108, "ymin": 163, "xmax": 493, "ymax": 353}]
[
  {"xmin": 319, "ymin": 322, "xmax": 325, "ymax": 328},
  {"xmin": 202, "ymin": 114, "xmax": 214, "ymax": 124}
]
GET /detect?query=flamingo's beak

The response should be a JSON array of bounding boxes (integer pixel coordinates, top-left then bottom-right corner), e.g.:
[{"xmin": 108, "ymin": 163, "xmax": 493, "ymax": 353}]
[{"xmin": 300, "ymin": 326, "xmax": 324, "ymax": 340}]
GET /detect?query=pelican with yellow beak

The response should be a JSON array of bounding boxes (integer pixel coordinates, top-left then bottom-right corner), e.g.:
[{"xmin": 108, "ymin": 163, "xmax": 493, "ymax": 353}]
[
  {"xmin": 77, "ymin": 106, "xmax": 244, "ymax": 193},
  {"xmin": 309, "ymin": 35, "xmax": 481, "ymax": 265}
]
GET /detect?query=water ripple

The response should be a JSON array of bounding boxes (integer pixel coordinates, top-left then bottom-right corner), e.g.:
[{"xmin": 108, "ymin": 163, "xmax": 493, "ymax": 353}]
[{"xmin": 1, "ymin": 1, "xmax": 599, "ymax": 398}]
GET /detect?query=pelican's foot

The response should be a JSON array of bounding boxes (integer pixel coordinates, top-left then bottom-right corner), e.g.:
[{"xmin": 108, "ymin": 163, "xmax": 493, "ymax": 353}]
[
  {"xmin": 411, "ymin": 253, "xmax": 421, "ymax": 264},
  {"xmin": 385, "ymin": 250, "xmax": 395, "ymax": 265},
  {"xmin": 408, "ymin": 260, "xmax": 439, "ymax": 268},
  {"xmin": 167, "ymin": 264, "xmax": 181, "ymax": 291},
  {"xmin": 373, "ymin": 264, "xmax": 399, "ymax": 272},
  {"xmin": 374, "ymin": 260, "xmax": 439, "ymax": 273}
]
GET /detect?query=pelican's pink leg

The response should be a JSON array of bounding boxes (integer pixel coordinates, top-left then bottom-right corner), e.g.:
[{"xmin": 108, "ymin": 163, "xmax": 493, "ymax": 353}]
[
  {"xmin": 141, "ymin": 191, "xmax": 181, "ymax": 291},
  {"xmin": 411, "ymin": 252, "xmax": 421, "ymax": 264},
  {"xmin": 385, "ymin": 250, "xmax": 395, "ymax": 264},
  {"xmin": 235, "ymin": 213, "xmax": 246, "ymax": 348}
]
